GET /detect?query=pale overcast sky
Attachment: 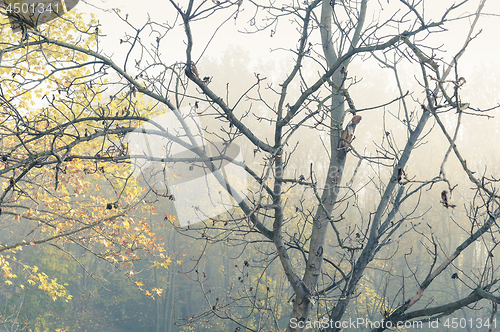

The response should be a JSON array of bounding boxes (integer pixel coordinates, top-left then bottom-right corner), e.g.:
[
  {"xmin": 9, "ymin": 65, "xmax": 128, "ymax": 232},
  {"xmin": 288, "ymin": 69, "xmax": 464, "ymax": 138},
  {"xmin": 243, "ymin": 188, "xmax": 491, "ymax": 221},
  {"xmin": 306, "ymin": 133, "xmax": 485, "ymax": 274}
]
[{"xmin": 73, "ymin": 0, "xmax": 500, "ymax": 76}]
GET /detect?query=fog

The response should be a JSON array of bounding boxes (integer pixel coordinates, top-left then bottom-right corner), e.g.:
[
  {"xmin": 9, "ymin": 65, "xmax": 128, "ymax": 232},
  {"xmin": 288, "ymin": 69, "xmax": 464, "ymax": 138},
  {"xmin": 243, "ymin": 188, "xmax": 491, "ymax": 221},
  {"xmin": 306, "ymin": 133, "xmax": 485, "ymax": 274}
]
[{"xmin": 1, "ymin": 0, "xmax": 500, "ymax": 331}]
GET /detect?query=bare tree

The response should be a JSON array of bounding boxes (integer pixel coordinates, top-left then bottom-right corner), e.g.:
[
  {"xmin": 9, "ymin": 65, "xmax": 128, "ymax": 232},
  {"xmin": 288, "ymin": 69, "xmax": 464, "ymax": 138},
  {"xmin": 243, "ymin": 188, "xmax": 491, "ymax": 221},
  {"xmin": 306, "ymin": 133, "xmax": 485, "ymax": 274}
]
[{"xmin": 1, "ymin": 0, "xmax": 500, "ymax": 331}]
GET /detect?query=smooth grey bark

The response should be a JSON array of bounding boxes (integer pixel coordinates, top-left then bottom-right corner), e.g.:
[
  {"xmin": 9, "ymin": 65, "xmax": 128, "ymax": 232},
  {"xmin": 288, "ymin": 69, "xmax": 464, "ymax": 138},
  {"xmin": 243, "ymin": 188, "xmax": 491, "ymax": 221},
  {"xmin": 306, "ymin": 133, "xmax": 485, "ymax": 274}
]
[
  {"xmin": 325, "ymin": 1, "xmax": 487, "ymax": 326},
  {"xmin": 286, "ymin": 1, "xmax": 367, "ymax": 330},
  {"xmin": 327, "ymin": 106, "xmax": 432, "ymax": 331}
]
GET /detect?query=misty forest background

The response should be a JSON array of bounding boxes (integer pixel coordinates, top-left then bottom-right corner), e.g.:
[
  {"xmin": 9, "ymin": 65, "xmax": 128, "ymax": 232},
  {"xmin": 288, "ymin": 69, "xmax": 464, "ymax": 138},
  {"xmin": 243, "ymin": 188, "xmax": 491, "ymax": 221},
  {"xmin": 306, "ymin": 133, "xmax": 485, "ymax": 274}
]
[{"xmin": 1, "ymin": 0, "xmax": 500, "ymax": 331}]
